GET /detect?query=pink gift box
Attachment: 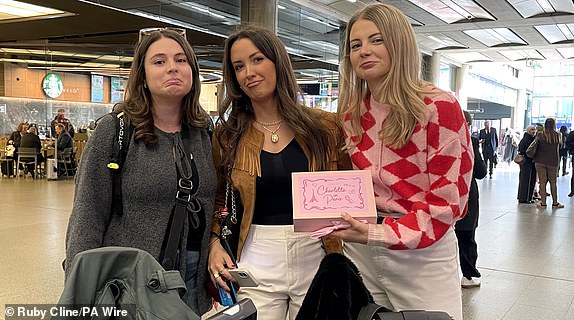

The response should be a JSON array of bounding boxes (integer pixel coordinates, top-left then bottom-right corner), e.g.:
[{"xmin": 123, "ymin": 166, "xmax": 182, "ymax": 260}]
[{"xmin": 292, "ymin": 170, "xmax": 377, "ymax": 232}]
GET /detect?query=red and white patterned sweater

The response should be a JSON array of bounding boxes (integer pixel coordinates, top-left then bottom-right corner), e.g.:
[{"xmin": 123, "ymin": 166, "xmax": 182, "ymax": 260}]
[{"xmin": 346, "ymin": 89, "xmax": 473, "ymax": 250}]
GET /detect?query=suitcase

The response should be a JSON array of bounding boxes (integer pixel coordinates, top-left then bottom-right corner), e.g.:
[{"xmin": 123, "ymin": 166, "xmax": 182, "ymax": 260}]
[
  {"xmin": 358, "ymin": 303, "xmax": 453, "ymax": 320},
  {"xmin": 1, "ymin": 159, "xmax": 14, "ymax": 177},
  {"xmin": 46, "ymin": 158, "xmax": 58, "ymax": 180}
]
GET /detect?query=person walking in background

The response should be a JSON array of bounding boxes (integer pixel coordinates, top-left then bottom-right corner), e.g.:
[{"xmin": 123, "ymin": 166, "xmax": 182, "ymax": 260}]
[
  {"xmin": 334, "ymin": 4, "xmax": 473, "ymax": 320},
  {"xmin": 64, "ymin": 28, "xmax": 216, "ymax": 315},
  {"xmin": 457, "ymin": 111, "xmax": 487, "ymax": 288},
  {"xmin": 566, "ymin": 129, "xmax": 574, "ymax": 197},
  {"xmin": 479, "ymin": 120, "xmax": 498, "ymax": 178},
  {"xmin": 558, "ymin": 125, "xmax": 569, "ymax": 176},
  {"xmin": 208, "ymin": 26, "xmax": 350, "ymax": 320},
  {"xmin": 517, "ymin": 126, "xmax": 537, "ymax": 204},
  {"xmin": 532, "ymin": 118, "xmax": 564, "ymax": 208}
]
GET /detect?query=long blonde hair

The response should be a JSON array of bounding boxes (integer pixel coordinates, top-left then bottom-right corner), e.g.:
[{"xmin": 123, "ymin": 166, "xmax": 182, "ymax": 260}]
[{"xmin": 338, "ymin": 4, "xmax": 433, "ymax": 149}]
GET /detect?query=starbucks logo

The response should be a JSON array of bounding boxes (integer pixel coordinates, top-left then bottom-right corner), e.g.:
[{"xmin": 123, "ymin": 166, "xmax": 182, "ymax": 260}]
[{"xmin": 42, "ymin": 73, "xmax": 64, "ymax": 98}]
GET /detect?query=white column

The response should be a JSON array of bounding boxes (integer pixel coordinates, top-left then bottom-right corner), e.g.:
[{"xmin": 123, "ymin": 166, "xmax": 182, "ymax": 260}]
[
  {"xmin": 430, "ymin": 52, "xmax": 441, "ymax": 86},
  {"xmin": 515, "ymin": 88, "xmax": 526, "ymax": 129},
  {"xmin": 454, "ymin": 64, "xmax": 468, "ymax": 110}
]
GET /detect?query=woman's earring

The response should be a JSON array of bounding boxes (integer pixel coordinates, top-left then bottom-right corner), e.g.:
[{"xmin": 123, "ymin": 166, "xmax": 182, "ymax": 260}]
[{"xmin": 144, "ymin": 82, "xmax": 148, "ymax": 89}]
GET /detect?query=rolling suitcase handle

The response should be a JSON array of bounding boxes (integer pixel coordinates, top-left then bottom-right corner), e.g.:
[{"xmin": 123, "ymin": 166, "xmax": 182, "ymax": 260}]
[{"xmin": 358, "ymin": 303, "xmax": 453, "ymax": 320}]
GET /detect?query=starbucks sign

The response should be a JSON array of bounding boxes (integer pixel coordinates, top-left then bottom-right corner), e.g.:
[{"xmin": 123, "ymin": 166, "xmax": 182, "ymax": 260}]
[{"xmin": 42, "ymin": 73, "xmax": 64, "ymax": 98}]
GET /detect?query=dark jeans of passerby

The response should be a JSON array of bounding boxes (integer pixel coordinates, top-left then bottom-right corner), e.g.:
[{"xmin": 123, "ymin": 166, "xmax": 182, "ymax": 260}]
[
  {"xmin": 455, "ymin": 228, "xmax": 481, "ymax": 279},
  {"xmin": 558, "ymin": 152, "xmax": 569, "ymax": 176},
  {"xmin": 570, "ymin": 157, "xmax": 574, "ymax": 197},
  {"xmin": 518, "ymin": 160, "xmax": 537, "ymax": 203},
  {"xmin": 482, "ymin": 151, "xmax": 494, "ymax": 176}
]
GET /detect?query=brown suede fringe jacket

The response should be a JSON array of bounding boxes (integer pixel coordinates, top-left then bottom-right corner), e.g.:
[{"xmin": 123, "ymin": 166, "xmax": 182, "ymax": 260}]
[{"xmin": 211, "ymin": 109, "xmax": 352, "ymax": 261}]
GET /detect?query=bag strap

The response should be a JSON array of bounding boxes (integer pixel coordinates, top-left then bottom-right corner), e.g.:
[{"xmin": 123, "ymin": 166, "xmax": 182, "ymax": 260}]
[
  {"xmin": 357, "ymin": 303, "xmax": 389, "ymax": 320},
  {"xmin": 106, "ymin": 110, "xmax": 132, "ymax": 218},
  {"xmin": 219, "ymin": 166, "xmax": 238, "ymax": 264},
  {"xmin": 161, "ymin": 124, "xmax": 198, "ymax": 270}
]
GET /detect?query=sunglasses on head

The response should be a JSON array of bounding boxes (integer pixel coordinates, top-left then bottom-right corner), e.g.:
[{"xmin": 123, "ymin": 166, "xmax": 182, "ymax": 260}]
[{"xmin": 138, "ymin": 27, "xmax": 186, "ymax": 41}]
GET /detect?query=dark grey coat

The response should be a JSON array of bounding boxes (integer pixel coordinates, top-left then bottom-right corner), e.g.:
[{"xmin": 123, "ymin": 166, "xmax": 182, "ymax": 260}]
[{"xmin": 65, "ymin": 114, "xmax": 216, "ymax": 314}]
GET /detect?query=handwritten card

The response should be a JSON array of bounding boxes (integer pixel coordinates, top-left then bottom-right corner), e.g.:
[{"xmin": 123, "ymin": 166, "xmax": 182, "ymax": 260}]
[{"xmin": 292, "ymin": 170, "xmax": 377, "ymax": 232}]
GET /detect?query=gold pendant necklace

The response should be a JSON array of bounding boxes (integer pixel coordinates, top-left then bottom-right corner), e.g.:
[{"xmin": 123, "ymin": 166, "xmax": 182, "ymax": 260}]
[{"xmin": 255, "ymin": 120, "xmax": 283, "ymax": 143}]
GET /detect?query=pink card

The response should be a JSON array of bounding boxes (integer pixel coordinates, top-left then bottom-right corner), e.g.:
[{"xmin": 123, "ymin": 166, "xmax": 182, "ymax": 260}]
[{"xmin": 292, "ymin": 170, "xmax": 377, "ymax": 232}]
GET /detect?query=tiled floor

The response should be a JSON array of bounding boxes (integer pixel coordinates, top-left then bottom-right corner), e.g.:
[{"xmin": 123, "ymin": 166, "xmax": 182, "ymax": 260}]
[{"xmin": 1, "ymin": 162, "xmax": 574, "ymax": 319}]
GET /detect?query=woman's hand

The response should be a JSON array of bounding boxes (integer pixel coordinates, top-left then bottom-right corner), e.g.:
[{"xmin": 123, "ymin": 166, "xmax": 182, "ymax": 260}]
[
  {"xmin": 208, "ymin": 238, "xmax": 236, "ymax": 291},
  {"xmin": 330, "ymin": 212, "xmax": 370, "ymax": 244}
]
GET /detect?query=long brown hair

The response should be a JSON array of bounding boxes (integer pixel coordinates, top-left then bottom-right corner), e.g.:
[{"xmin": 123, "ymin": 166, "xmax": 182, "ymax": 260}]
[
  {"xmin": 117, "ymin": 29, "xmax": 209, "ymax": 145},
  {"xmin": 216, "ymin": 26, "xmax": 331, "ymax": 172},
  {"xmin": 542, "ymin": 118, "xmax": 560, "ymax": 144},
  {"xmin": 338, "ymin": 4, "xmax": 433, "ymax": 150}
]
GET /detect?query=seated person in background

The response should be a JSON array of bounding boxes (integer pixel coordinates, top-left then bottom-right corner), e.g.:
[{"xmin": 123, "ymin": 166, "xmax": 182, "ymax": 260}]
[
  {"xmin": 9, "ymin": 122, "xmax": 28, "ymax": 151},
  {"xmin": 51, "ymin": 108, "xmax": 75, "ymax": 138},
  {"xmin": 54, "ymin": 123, "xmax": 74, "ymax": 151},
  {"xmin": 19, "ymin": 126, "xmax": 44, "ymax": 177}
]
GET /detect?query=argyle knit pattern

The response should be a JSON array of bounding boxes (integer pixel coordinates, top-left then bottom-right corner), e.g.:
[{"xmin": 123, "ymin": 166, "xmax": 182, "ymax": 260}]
[{"xmin": 346, "ymin": 89, "xmax": 473, "ymax": 250}]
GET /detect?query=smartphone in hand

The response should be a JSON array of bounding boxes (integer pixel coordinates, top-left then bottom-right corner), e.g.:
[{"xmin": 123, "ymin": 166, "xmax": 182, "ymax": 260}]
[{"xmin": 228, "ymin": 268, "xmax": 259, "ymax": 287}]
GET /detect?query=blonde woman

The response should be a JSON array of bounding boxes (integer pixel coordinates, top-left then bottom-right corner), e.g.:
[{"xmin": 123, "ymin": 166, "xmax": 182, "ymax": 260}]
[
  {"xmin": 333, "ymin": 4, "xmax": 473, "ymax": 320},
  {"xmin": 533, "ymin": 118, "xmax": 564, "ymax": 208}
]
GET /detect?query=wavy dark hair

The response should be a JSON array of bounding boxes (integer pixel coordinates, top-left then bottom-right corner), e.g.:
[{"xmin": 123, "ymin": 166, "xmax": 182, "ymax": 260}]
[
  {"xmin": 117, "ymin": 28, "xmax": 209, "ymax": 145},
  {"xmin": 216, "ymin": 26, "xmax": 331, "ymax": 172}
]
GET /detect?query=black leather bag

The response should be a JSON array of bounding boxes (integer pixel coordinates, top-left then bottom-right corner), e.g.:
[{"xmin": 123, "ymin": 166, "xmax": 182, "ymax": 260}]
[{"xmin": 218, "ymin": 178, "xmax": 243, "ymax": 263}]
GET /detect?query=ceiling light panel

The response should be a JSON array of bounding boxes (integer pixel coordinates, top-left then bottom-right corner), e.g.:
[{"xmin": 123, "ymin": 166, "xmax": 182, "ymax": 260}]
[
  {"xmin": 408, "ymin": 0, "xmax": 495, "ymax": 24},
  {"xmin": 498, "ymin": 49, "xmax": 544, "ymax": 60},
  {"xmin": 535, "ymin": 24, "xmax": 574, "ymax": 43},
  {"xmin": 507, "ymin": 0, "xmax": 574, "ymax": 18},
  {"xmin": 464, "ymin": 28, "xmax": 526, "ymax": 47},
  {"xmin": 419, "ymin": 34, "xmax": 468, "ymax": 49},
  {"xmin": 556, "ymin": 47, "xmax": 574, "ymax": 58},
  {"xmin": 0, "ymin": 0, "xmax": 65, "ymax": 20},
  {"xmin": 444, "ymin": 52, "xmax": 494, "ymax": 63}
]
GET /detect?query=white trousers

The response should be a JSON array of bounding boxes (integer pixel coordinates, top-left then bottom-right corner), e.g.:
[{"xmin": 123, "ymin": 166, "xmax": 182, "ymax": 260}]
[
  {"xmin": 344, "ymin": 228, "xmax": 462, "ymax": 320},
  {"xmin": 237, "ymin": 225, "xmax": 325, "ymax": 320}
]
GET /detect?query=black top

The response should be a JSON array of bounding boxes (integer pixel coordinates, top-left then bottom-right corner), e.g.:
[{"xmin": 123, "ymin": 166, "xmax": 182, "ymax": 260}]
[
  {"xmin": 20, "ymin": 133, "xmax": 42, "ymax": 152},
  {"xmin": 252, "ymin": 139, "xmax": 308, "ymax": 225},
  {"xmin": 57, "ymin": 131, "xmax": 74, "ymax": 151}
]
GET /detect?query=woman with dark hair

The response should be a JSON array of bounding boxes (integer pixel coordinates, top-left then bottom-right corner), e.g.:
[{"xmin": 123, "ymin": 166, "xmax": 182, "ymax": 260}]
[
  {"xmin": 533, "ymin": 118, "xmax": 563, "ymax": 208},
  {"xmin": 65, "ymin": 28, "xmax": 215, "ymax": 314},
  {"xmin": 517, "ymin": 126, "xmax": 538, "ymax": 204},
  {"xmin": 208, "ymin": 26, "xmax": 350, "ymax": 319}
]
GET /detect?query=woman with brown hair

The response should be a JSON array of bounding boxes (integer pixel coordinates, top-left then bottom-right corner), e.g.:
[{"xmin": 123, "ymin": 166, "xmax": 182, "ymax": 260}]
[
  {"xmin": 65, "ymin": 28, "xmax": 216, "ymax": 314},
  {"xmin": 208, "ymin": 26, "xmax": 349, "ymax": 319},
  {"xmin": 533, "ymin": 118, "xmax": 564, "ymax": 208}
]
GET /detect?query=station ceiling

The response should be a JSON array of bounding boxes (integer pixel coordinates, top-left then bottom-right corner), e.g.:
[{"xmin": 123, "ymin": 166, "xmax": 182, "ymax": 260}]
[{"xmin": 1, "ymin": 0, "xmax": 574, "ymax": 80}]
